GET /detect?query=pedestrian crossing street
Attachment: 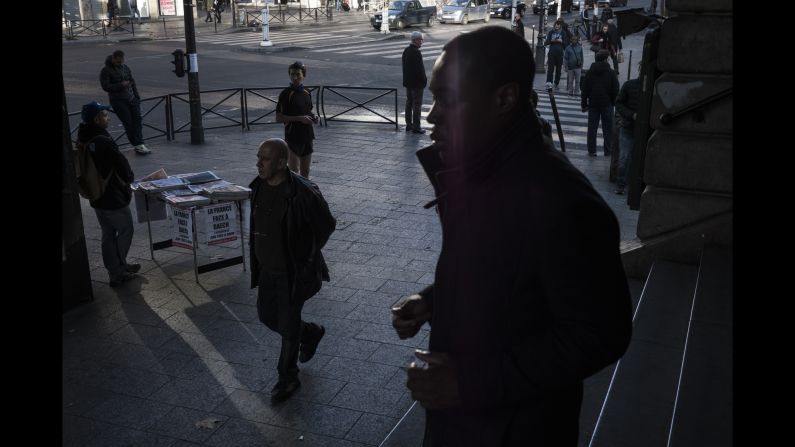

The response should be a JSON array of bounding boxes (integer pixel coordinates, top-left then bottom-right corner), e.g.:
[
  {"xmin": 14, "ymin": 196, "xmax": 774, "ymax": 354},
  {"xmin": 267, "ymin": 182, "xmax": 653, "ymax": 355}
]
[{"xmin": 407, "ymin": 90, "xmax": 603, "ymax": 148}]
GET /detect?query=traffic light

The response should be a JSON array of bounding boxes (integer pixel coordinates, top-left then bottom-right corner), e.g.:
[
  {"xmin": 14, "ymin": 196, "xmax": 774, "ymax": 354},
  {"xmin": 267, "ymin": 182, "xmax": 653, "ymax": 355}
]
[{"xmin": 171, "ymin": 49, "xmax": 186, "ymax": 77}]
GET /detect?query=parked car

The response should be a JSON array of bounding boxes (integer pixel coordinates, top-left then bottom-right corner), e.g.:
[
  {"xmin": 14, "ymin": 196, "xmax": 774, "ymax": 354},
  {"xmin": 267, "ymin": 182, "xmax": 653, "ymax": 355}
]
[
  {"xmin": 531, "ymin": 0, "xmax": 574, "ymax": 14},
  {"xmin": 370, "ymin": 0, "xmax": 437, "ymax": 29},
  {"xmin": 489, "ymin": 0, "xmax": 526, "ymax": 19},
  {"xmin": 439, "ymin": 0, "xmax": 490, "ymax": 25}
]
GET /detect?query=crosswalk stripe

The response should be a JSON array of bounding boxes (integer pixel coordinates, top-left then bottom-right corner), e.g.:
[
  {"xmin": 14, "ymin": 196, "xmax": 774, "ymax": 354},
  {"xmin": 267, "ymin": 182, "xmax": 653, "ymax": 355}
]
[
  {"xmin": 395, "ymin": 94, "xmax": 605, "ymax": 146},
  {"xmin": 311, "ymin": 39, "xmax": 403, "ymax": 52},
  {"xmin": 330, "ymin": 40, "xmax": 421, "ymax": 54}
]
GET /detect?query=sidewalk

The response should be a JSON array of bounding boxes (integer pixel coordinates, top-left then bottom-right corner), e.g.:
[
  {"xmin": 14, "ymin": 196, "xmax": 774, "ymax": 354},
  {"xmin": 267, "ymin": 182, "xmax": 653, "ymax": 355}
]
[{"xmin": 63, "ymin": 119, "xmax": 638, "ymax": 446}]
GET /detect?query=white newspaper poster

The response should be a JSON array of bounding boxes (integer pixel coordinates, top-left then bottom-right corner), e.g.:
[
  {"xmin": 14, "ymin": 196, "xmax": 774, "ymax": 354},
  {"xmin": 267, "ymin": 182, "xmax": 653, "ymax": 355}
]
[
  {"xmin": 159, "ymin": 0, "xmax": 176, "ymax": 16},
  {"xmin": 206, "ymin": 202, "xmax": 238, "ymax": 245},
  {"xmin": 171, "ymin": 207, "xmax": 194, "ymax": 249}
]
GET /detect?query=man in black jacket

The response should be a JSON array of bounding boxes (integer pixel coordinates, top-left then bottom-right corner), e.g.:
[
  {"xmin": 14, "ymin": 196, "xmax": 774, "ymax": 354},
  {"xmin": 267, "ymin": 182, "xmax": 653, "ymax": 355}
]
[
  {"xmin": 249, "ymin": 138, "xmax": 336, "ymax": 402},
  {"xmin": 77, "ymin": 101, "xmax": 140, "ymax": 287},
  {"xmin": 614, "ymin": 75, "xmax": 640, "ymax": 194},
  {"xmin": 581, "ymin": 49, "xmax": 619, "ymax": 156},
  {"xmin": 100, "ymin": 50, "xmax": 150, "ymax": 155},
  {"xmin": 402, "ymin": 31, "xmax": 427, "ymax": 134},
  {"xmin": 391, "ymin": 27, "xmax": 632, "ymax": 446}
]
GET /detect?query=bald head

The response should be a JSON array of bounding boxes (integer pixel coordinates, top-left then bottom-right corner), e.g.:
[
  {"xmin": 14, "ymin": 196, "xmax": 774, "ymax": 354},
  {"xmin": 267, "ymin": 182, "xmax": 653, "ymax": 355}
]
[
  {"xmin": 259, "ymin": 138, "xmax": 289, "ymax": 161},
  {"xmin": 256, "ymin": 138, "xmax": 289, "ymax": 183}
]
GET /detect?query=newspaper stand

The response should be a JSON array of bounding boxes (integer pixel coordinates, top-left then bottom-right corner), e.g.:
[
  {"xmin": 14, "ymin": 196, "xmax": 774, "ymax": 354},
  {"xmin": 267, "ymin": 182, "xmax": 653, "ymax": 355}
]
[{"xmin": 139, "ymin": 189, "xmax": 247, "ymax": 283}]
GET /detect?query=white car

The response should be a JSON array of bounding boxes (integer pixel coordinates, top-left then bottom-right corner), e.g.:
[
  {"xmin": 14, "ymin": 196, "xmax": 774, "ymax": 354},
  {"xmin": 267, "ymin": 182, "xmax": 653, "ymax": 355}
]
[{"xmin": 439, "ymin": 0, "xmax": 490, "ymax": 25}]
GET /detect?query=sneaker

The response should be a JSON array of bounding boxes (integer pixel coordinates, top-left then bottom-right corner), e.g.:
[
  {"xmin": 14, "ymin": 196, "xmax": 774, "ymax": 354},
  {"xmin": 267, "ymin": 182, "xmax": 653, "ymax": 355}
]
[
  {"xmin": 587, "ymin": 152, "xmax": 597, "ymax": 157},
  {"xmin": 615, "ymin": 186, "xmax": 625, "ymax": 195},
  {"xmin": 411, "ymin": 128, "xmax": 426, "ymax": 134},
  {"xmin": 299, "ymin": 325, "xmax": 325, "ymax": 363},
  {"xmin": 271, "ymin": 378, "xmax": 301, "ymax": 402},
  {"xmin": 109, "ymin": 272, "xmax": 136, "ymax": 287},
  {"xmin": 135, "ymin": 144, "xmax": 152, "ymax": 154},
  {"xmin": 125, "ymin": 263, "xmax": 141, "ymax": 274},
  {"xmin": 544, "ymin": 81, "xmax": 553, "ymax": 90}
]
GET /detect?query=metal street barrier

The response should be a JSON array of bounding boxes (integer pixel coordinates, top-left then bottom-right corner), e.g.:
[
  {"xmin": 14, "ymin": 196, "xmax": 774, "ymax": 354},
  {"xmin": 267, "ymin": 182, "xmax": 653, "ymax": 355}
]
[{"xmin": 320, "ymin": 86, "xmax": 398, "ymax": 130}]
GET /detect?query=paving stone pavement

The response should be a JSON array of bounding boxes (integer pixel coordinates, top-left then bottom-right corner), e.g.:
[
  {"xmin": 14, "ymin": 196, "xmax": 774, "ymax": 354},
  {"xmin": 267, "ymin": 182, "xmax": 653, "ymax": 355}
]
[{"xmin": 63, "ymin": 119, "xmax": 639, "ymax": 446}]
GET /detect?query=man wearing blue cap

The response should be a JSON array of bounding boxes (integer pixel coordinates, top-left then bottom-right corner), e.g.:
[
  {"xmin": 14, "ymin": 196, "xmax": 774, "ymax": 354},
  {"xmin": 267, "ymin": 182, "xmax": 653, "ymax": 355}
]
[
  {"xmin": 100, "ymin": 49, "xmax": 151, "ymax": 155},
  {"xmin": 77, "ymin": 101, "xmax": 140, "ymax": 287}
]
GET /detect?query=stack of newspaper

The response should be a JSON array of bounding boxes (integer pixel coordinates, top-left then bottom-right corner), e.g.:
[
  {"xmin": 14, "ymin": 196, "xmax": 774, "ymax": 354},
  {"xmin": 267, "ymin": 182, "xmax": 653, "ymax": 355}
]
[
  {"xmin": 198, "ymin": 180, "xmax": 252, "ymax": 201},
  {"xmin": 160, "ymin": 188, "xmax": 212, "ymax": 208},
  {"xmin": 137, "ymin": 171, "xmax": 221, "ymax": 193}
]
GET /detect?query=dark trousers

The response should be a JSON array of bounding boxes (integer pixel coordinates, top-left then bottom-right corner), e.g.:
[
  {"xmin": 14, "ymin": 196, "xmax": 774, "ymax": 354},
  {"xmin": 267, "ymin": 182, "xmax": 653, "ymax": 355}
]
[
  {"xmin": 405, "ymin": 87, "xmax": 424, "ymax": 130},
  {"xmin": 94, "ymin": 205, "xmax": 134, "ymax": 280},
  {"xmin": 256, "ymin": 270, "xmax": 322, "ymax": 380},
  {"xmin": 587, "ymin": 104, "xmax": 613, "ymax": 155},
  {"xmin": 110, "ymin": 99, "xmax": 144, "ymax": 146},
  {"xmin": 546, "ymin": 52, "xmax": 563, "ymax": 86},
  {"xmin": 610, "ymin": 53, "xmax": 619, "ymax": 74}
]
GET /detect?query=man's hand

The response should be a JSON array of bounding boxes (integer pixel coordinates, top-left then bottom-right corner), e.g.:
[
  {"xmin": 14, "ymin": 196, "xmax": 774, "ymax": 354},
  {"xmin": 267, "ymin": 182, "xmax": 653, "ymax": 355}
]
[
  {"xmin": 391, "ymin": 294, "xmax": 431, "ymax": 339},
  {"xmin": 406, "ymin": 350, "xmax": 461, "ymax": 410},
  {"xmin": 298, "ymin": 115, "xmax": 314, "ymax": 125}
]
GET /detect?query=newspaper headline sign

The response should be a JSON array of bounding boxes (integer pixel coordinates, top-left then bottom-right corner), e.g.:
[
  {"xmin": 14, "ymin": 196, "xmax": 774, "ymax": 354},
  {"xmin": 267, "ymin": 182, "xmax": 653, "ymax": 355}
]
[
  {"xmin": 171, "ymin": 207, "xmax": 194, "ymax": 249},
  {"xmin": 205, "ymin": 203, "xmax": 238, "ymax": 245},
  {"xmin": 159, "ymin": 0, "xmax": 176, "ymax": 16}
]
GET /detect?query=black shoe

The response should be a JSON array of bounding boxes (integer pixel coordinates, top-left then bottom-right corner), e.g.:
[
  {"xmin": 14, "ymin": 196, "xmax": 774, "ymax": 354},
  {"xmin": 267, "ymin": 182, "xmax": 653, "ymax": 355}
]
[
  {"xmin": 411, "ymin": 128, "xmax": 426, "ymax": 134},
  {"xmin": 109, "ymin": 272, "xmax": 136, "ymax": 287},
  {"xmin": 271, "ymin": 378, "xmax": 301, "ymax": 401},
  {"xmin": 125, "ymin": 263, "xmax": 141, "ymax": 274},
  {"xmin": 604, "ymin": 151, "xmax": 612, "ymax": 157},
  {"xmin": 615, "ymin": 186, "xmax": 625, "ymax": 195},
  {"xmin": 405, "ymin": 126, "xmax": 413, "ymax": 132},
  {"xmin": 299, "ymin": 325, "xmax": 325, "ymax": 363},
  {"xmin": 588, "ymin": 152, "xmax": 597, "ymax": 157}
]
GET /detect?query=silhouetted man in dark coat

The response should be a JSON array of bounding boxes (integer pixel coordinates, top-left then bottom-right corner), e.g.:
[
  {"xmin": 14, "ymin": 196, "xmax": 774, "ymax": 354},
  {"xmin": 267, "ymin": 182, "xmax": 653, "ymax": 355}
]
[{"xmin": 391, "ymin": 26, "xmax": 632, "ymax": 446}]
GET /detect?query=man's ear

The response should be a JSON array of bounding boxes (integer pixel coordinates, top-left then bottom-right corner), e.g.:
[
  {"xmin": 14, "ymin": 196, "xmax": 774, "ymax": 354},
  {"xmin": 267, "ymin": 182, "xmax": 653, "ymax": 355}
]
[{"xmin": 494, "ymin": 82, "xmax": 520, "ymax": 116}]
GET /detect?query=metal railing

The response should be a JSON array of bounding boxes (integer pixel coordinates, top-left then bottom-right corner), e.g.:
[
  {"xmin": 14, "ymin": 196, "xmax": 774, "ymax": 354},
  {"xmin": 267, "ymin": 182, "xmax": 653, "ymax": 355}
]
[
  {"xmin": 242, "ymin": 5, "xmax": 333, "ymax": 26},
  {"xmin": 320, "ymin": 86, "xmax": 398, "ymax": 130},
  {"xmin": 68, "ymin": 85, "xmax": 398, "ymax": 146},
  {"xmin": 169, "ymin": 88, "xmax": 247, "ymax": 137},
  {"xmin": 68, "ymin": 95, "xmax": 171, "ymax": 147},
  {"xmin": 244, "ymin": 86, "xmax": 322, "ymax": 130}
]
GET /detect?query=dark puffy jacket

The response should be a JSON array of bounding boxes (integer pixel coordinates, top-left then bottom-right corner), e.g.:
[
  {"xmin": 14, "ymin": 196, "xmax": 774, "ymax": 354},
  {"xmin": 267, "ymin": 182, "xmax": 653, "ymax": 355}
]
[
  {"xmin": 615, "ymin": 78, "xmax": 641, "ymax": 130},
  {"xmin": 402, "ymin": 44, "xmax": 427, "ymax": 88},
  {"xmin": 100, "ymin": 55, "xmax": 140, "ymax": 102},
  {"xmin": 76, "ymin": 122, "xmax": 134, "ymax": 210},
  {"xmin": 581, "ymin": 61, "xmax": 619, "ymax": 109},
  {"xmin": 415, "ymin": 111, "xmax": 632, "ymax": 446},
  {"xmin": 248, "ymin": 171, "xmax": 336, "ymax": 302}
]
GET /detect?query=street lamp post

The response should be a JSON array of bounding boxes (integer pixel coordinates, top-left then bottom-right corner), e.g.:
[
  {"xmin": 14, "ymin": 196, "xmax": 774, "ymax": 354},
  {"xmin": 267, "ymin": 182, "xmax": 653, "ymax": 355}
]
[{"xmin": 534, "ymin": 0, "xmax": 545, "ymax": 73}]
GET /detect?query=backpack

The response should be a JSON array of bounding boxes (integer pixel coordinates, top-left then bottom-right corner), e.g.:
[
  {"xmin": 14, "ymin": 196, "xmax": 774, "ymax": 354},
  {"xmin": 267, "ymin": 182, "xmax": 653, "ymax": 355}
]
[{"xmin": 73, "ymin": 135, "xmax": 116, "ymax": 201}]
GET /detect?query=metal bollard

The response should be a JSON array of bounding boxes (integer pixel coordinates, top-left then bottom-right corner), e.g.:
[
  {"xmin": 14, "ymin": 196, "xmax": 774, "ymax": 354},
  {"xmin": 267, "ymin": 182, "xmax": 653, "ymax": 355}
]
[{"xmin": 260, "ymin": 7, "xmax": 273, "ymax": 46}]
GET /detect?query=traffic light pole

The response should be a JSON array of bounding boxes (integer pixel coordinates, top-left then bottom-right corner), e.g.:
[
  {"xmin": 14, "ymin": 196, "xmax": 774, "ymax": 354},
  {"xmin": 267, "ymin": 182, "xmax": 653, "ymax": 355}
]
[
  {"xmin": 183, "ymin": 1, "xmax": 204, "ymax": 145},
  {"xmin": 535, "ymin": 0, "xmax": 546, "ymax": 73}
]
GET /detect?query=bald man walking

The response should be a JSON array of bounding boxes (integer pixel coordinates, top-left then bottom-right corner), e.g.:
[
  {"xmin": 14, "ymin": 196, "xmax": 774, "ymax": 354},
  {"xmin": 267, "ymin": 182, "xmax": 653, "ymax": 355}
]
[{"xmin": 250, "ymin": 138, "xmax": 336, "ymax": 401}]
